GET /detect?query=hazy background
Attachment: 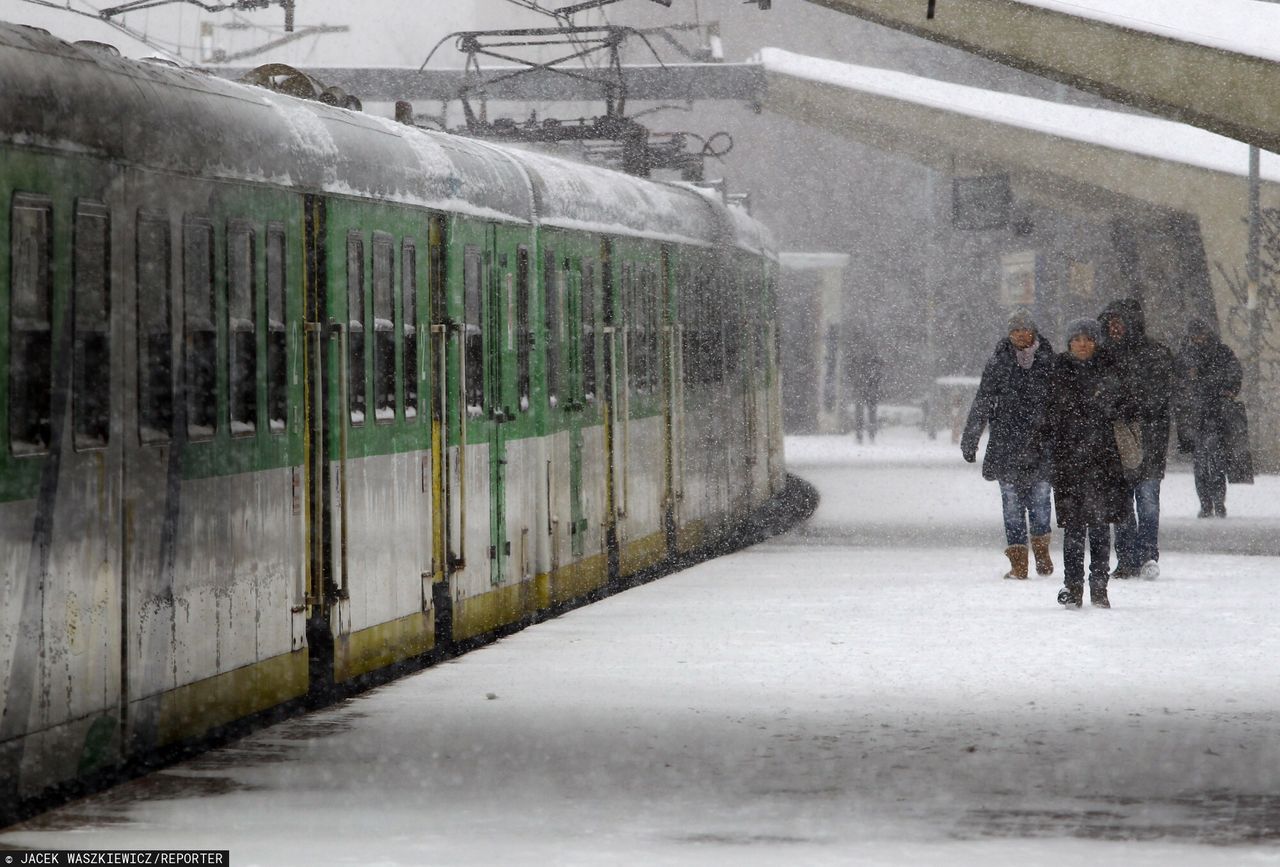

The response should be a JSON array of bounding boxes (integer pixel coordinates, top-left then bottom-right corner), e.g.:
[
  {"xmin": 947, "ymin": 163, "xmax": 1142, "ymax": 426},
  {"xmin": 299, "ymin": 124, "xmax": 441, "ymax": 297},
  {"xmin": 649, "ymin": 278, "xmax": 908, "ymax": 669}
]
[{"xmin": 5, "ymin": 0, "xmax": 1144, "ymax": 401}]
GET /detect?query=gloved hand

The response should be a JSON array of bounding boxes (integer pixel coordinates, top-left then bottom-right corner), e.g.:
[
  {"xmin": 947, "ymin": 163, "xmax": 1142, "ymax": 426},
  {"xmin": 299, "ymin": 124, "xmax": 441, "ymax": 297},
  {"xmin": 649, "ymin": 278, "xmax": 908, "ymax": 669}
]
[{"xmin": 961, "ymin": 441, "xmax": 977, "ymax": 463}]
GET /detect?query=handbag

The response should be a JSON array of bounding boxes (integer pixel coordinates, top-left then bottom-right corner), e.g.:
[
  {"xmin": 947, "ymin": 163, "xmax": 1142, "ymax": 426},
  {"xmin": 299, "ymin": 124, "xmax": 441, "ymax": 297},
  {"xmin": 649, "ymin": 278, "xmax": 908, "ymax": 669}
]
[
  {"xmin": 1113, "ymin": 419, "xmax": 1144, "ymax": 474},
  {"xmin": 1223, "ymin": 400, "xmax": 1255, "ymax": 484}
]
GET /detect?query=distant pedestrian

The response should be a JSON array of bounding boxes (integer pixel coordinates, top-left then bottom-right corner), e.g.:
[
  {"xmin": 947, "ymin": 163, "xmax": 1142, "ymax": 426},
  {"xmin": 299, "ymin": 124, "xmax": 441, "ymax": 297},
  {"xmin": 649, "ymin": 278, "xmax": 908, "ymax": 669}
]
[
  {"xmin": 961, "ymin": 308, "xmax": 1055, "ymax": 580},
  {"xmin": 1043, "ymin": 318, "xmax": 1131, "ymax": 608},
  {"xmin": 1096, "ymin": 298, "xmax": 1175, "ymax": 580},
  {"xmin": 846, "ymin": 340, "xmax": 883, "ymax": 444},
  {"xmin": 1175, "ymin": 318, "xmax": 1244, "ymax": 518}
]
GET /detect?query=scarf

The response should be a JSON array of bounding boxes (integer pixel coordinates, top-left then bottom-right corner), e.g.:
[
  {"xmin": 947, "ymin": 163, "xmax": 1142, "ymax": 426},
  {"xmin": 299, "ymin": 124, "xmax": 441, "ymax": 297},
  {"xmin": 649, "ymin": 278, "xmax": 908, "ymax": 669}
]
[{"xmin": 1015, "ymin": 337, "xmax": 1040, "ymax": 370}]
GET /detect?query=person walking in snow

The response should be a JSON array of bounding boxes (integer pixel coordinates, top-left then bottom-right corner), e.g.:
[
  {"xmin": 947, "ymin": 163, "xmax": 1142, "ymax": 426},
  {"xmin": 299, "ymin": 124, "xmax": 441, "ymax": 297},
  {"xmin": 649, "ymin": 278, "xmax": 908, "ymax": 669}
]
[
  {"xmin": 1043, "ymin": 318, "xmax": 1132, "ymax": 609},
  {"xmin": 961, "ymin": 308, "xmax": 1055, "ymax": 580},
  {"xmin": 1095, "ymin": 298, "xmax": 1175, "ymax": 580},
  {"xmin": 1175, "ymin": 317, "xmax": 1244, "ymax": 518},
  {"xmin": 845, "ymin": 339, "xmax": 884, "ymax": 444}
]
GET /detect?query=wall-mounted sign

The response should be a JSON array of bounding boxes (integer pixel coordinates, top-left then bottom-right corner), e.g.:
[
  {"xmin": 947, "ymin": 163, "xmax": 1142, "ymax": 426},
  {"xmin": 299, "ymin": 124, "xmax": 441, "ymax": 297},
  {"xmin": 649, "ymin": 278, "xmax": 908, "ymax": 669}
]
[
  {"xmin": 1000, "ymin": 250, "xmax": 1038, "ymax": 306},
  {"xmin": 1068, "ymin": 260, "xmax": 1096, "ymax": 298},
  {"xmin": 953, "ymin": 174, "xmax": 1011, "ymax": 230}
]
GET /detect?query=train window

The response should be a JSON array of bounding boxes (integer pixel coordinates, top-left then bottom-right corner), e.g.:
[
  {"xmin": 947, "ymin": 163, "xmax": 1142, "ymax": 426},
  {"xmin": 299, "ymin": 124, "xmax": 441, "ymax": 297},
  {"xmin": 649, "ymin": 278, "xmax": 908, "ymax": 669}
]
[
  {"xmin": 183, "ymin": 219, "xmax": 216, "ymax": 441},
  {"xmin": 515, "ymin": 246, "xmax": 530, "ymax": 412},
  {"xmin": 722, "ymin": 277, "xmax": 741, "ymax": 378},
  {"xmin": 228, "ymin": 221, "xmax": 257, "ymax": 436},
  {"xmin": 677, "ymin": 262, "xmax": 694, "ymax": 386},
  {"xmin": 401, "ymin": 239, "xmax": 418, "ymax": 421},
  {"xmin": 74, "ymin": 202, "xmax": 110, "ymax": 450},
  {"xmin": 9, "ymin": 195, "xmax": 53, "ymax": 456},
  {"xmin": 543, "ymin": 248, "xmax": 560, "ymax": 408},
  {"xmin": 694, "ymin": 260, "xmax": 721, "ymax": 385},
  {"xmin": 463, "ymin": 246, "xmax": 483, "ymax": 415},
  {"xmin": 622, "ymin": 262, "xmax": 643, "ymax": 396},
  {"xmin": 347, "ymin": 232, "xmax": 366, "ymax": 426},
  {"xmin": 372, "ymin": 232, "xmax": 395, "ymax": 424},
  {"xmin": 582, "ymin": 260, "xmax": 596, "ymax": 403},
  {"xmin": 266, "ymin": 224, "xmax": 287, "ymax": 435},
  {"xmin": 137, "ymin": 212, "xmax": 173, "ymax": 444},
  {"xmin": 641, "ymin": 266, "xmax": 657, "ymax": 394}
]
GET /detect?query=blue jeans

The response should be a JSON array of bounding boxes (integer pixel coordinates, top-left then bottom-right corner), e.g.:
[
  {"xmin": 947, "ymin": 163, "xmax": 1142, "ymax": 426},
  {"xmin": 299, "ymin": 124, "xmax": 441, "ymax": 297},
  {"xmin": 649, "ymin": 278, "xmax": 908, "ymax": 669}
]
[
  {"xmin": 999, "ymin": 480, "xmax": 1052, "ymax": 546},
  {"xmin": 1114, "ymin": 479, "xmax": 1161, "ymax": 568}
]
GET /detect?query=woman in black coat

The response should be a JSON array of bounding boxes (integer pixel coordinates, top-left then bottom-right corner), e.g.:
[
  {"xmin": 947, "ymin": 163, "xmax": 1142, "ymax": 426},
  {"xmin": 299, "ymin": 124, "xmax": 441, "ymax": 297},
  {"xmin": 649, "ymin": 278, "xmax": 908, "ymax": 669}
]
[
  {"xmin": 1044, "ymin": 318, "xmax": 1132, "ymax": 608},
  {"xmin": 960, "ymin": 308, "xmax": 1056, "ymax": 580}
]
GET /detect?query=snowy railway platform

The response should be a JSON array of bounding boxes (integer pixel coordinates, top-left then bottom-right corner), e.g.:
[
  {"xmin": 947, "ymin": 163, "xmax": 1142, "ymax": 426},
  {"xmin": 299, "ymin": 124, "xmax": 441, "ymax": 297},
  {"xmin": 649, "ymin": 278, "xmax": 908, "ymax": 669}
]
[{"xmin": 3, "ymin": 429, "xmax": 1280, "ymax": 866}]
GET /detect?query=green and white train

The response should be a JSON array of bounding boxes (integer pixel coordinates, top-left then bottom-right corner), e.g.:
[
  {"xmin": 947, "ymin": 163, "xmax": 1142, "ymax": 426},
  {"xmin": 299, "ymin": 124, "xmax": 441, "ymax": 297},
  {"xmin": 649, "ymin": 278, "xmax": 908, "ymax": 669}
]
[{"xmin": 0, "ymin": 22, "xmax": 786, "ymax": 815}]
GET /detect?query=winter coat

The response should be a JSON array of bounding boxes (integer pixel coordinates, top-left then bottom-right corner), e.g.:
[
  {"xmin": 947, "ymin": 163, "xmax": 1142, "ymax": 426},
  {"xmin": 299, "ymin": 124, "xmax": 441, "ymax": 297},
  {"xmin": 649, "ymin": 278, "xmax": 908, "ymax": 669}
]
[
  {"xmin": 1095, "ymin": 300, "xmax": 1176, "ymax": 480},
  {"xmin": 846, "ymin": 347, "xmax": 883, "ymax": 404},
  {"xmin": 1042, "ymin": 351, "xmax": 1132, "ymax": 528},
  {"xmin": 960, "ymin": 336, "xmax": 1055, "ymax": 486},
  {"xmin": 1175, "ymin": 331, "xmax": 1243, "ymax": 444}
]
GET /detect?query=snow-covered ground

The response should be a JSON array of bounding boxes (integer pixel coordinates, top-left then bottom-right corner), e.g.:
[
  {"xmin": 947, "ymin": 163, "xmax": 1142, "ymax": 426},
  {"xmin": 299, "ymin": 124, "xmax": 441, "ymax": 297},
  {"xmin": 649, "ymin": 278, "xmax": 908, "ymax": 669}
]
[{"xmin": 4, "ymin": 427, "xmax": 1280, "ymax": 865}]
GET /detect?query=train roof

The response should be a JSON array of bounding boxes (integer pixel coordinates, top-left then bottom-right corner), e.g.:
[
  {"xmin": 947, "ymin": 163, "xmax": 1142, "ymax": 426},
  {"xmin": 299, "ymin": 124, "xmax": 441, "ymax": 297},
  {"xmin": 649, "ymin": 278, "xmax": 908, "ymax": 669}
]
[{"xmin": 0, "ymin": 22, "xmax": 774, "ymax": 255}]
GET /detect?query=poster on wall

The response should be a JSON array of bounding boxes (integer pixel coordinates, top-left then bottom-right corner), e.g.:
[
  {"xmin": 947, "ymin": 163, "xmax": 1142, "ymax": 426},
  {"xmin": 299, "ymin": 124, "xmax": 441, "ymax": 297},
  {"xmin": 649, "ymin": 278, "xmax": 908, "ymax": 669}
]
[
  {"xmin": 1068, "ymin": 260, "xmax": 1096, "ymax": 298},
  {"xmin": 1000, "ymin": 251, "xmax": 1038, "ymax": 306}
]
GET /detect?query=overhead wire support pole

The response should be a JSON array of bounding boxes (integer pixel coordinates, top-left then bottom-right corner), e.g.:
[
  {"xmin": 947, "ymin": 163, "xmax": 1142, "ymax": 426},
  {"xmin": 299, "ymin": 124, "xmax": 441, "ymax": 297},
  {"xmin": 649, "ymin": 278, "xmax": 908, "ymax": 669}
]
[{"xmin": 1248, "ymin": 145, "xmax": 1261, "ymax": 406}]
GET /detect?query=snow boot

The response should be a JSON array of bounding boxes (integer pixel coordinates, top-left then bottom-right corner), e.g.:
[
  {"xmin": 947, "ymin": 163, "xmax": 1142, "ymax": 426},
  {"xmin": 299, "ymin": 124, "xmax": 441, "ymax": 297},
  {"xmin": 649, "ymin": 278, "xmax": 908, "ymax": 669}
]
[
  {"xmin": 1139, "ymin": 559, "xmax": 1160, "ymax": 581},
  {"xmin": 1057, "ymin": 583, "xmax": 1083, "ymax": 608},
  {"xmin": 1111, "ymin": 564, "xmax": 1140, "ymax": 579},
  {"xmin": 1089, "ymin": 580, "xmax": 1111, "ymax": 608},
  {"xmin": 1030, "ymin": 534, "xmax": 1054, "ymax": 576},
  {"xmin": 1003, "ymin": 545, "xmax": 1029, "ymax": 580}
]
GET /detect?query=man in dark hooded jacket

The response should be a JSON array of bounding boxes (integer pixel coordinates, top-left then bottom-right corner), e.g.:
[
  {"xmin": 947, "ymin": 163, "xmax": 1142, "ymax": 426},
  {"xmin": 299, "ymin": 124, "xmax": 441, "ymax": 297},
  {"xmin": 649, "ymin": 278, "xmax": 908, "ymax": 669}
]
[
  {"xmin": 1045, "ymin": 317, "xmax": 1132, "ymax": 608},
  {"xmin": 1096, "ymin": 298, "xmax": 1175, "ymax": 580},
  {"xmin": 961, "ymin": 308, "xmax": 1055, "ymax": 580},
  {"xmin": 1176, "ymin": 318, "xmax": 1243, "ymax": 517}
]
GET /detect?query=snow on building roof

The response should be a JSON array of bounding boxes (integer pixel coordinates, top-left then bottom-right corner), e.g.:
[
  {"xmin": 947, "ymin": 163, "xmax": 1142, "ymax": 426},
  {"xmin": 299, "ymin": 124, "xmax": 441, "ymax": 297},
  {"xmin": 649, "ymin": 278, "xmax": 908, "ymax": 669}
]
[
  {"xmin": 1012, "ymin": 0, "xmax": 1280, "ymax": 65},
  {"xmin": 758, "ymin": 47, "xmax": 1280, "ymax": 185},
  {"xmin": 780, "ymin": 252, "xmax": 851, "ymax": 270}
]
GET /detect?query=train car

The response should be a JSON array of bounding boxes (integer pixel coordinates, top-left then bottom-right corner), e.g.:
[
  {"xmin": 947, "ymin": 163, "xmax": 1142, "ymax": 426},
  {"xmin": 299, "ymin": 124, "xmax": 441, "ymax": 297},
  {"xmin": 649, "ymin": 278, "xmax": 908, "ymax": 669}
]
[{"xmin": 0, "ymin": 22, "xmax": 785, "ymax": 817}]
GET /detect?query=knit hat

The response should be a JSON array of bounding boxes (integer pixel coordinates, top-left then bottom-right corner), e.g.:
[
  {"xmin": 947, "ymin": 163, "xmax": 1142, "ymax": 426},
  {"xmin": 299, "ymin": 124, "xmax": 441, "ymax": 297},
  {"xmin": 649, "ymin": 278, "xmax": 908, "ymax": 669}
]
[
  {"xmin": 1007, "ymin": 307, "xmax": 1038, "ymax": 334},
  {"xmin": 1065, "ymin": 317, "xmax": 1101, "ymax": 344}
]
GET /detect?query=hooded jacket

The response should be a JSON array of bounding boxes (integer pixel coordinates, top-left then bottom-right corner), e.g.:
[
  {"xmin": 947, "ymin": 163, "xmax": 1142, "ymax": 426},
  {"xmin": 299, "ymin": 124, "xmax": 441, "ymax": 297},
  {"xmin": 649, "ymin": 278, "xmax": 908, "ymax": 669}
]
[
  {"xmin": 1175, "ymin": 319, "xmax": 1243, "ymax": 438},
  {"xmin": 1095, "ymin": 299, "xmax": 1176, "ymax": 479},
  {"xmin": 1043, "ymin": 349, "xmax": 1132, "ymax": 527},
  {"xmin": 961, "ymin": 334, "xmax": 1055, "ymax": 486}
]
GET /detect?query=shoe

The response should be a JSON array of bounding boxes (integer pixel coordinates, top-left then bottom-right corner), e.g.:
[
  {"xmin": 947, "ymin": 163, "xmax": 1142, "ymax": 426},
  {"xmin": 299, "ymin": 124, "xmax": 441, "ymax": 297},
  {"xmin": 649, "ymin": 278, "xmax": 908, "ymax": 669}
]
[
  {"xmin": 1197, "ymin": 506, "xmax": 1213, "ymax": 518},
  {"xmin": 1004, "ymin": 545, "xmax": 1029, "ymax": 580},
  {"xmin": 1090, "ymin": 583, "xmax": 1111, "ymax": 608},
  {"xmin": 1214, "ymin": 503, "xmax": 1227, "ymax": 518},
  {"xmin": 1057, "ymin": 584, "xmax": 1083, "ymax": 608},
  {"xmin": 1139, "ymin": 559, "xmax": 1160, "ymax": 580},
  {"xmin": 1111, "ymin": 564, "xmax": 1140, "ymax": 579},
  {"xmin": 1030, "ymin": 534, "xmax": 1054, "ymax": 576}
]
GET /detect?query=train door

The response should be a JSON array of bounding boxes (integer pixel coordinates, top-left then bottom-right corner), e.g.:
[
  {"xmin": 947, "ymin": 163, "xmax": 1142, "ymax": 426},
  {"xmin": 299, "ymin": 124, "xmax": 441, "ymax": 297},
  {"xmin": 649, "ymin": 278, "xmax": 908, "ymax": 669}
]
[
  {"xmin": 489, "ymin": 227, "xmax": 520, "ymax": 584},
  {"xmin": 448, "ymin": 220, "xmax": 507, "ymax": 588},
  {"xmin": 660, "ymin": 247, "xmax": 680, "ymax": 553},
  {"xmin": 1, "ymin": 180, "xmax": 124, "ymax": 793},
  {"xmin": 301, "ymin": 195, "xmax": 334, "ymax": 681},
  {"xmin": 599, "ymin": 238, "xmax": 620, "ymax": 579},
  {"xmin": 565, "ymin": 257, "xmax": 586, "ymax": 560},
  {"xmin": 427, "ymin": 215, "xmax": 450, "ymax": 635}
]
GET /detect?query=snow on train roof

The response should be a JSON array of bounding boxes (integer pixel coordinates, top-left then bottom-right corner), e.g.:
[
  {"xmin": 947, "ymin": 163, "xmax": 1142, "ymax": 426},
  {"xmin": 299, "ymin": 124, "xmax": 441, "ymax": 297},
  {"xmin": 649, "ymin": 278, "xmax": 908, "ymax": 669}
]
[
  {"xmin": 0, "ymin": 23, "xmax": 533, "ymax": 223},
  {"xmin": 511, "ymin": 146, "xmax": 720, "ymax": 247},
  {"xmin": 0, "ymin": 23, "xmax": 776, "ymax": 251}
]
